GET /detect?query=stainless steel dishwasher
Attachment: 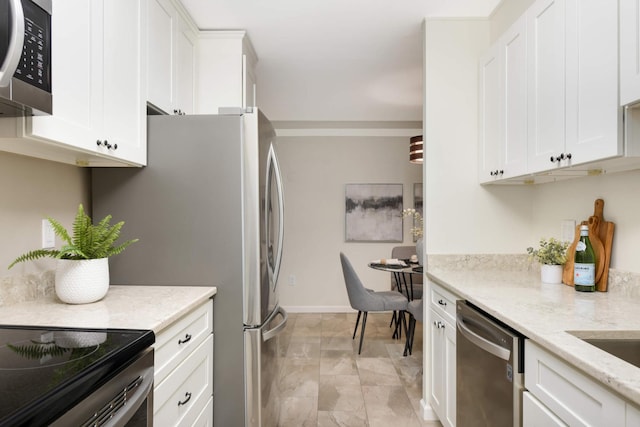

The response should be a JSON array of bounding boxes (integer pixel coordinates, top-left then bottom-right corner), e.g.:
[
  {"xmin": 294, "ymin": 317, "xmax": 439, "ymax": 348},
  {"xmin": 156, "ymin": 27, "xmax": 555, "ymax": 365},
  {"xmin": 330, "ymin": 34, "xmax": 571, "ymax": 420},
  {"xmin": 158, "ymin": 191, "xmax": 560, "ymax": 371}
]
[{"xmin": 456, "ymin": 300, "xmax": 525, "ymax": 427}]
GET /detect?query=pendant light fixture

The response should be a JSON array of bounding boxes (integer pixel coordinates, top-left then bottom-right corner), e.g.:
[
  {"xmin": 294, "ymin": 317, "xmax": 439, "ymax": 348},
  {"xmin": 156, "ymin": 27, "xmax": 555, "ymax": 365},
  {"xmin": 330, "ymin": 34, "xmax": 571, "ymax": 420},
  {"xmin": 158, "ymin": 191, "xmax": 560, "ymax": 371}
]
[{"xmin": 409, "ymin": 135, "xmax": 423, "ymax": 164}]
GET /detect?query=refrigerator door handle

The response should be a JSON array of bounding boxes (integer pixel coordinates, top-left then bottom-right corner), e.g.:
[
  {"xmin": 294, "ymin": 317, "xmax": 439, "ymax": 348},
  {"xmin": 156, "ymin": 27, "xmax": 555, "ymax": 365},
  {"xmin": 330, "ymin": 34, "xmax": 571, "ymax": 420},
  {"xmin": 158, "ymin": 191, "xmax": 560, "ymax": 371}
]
[
  {"xmin": 266, "ymin": 144, "xmax": 285, "ymax": 288},
  {"xmin": 262, "ymin": 306, "xmax": 288, "ymax": 342}
]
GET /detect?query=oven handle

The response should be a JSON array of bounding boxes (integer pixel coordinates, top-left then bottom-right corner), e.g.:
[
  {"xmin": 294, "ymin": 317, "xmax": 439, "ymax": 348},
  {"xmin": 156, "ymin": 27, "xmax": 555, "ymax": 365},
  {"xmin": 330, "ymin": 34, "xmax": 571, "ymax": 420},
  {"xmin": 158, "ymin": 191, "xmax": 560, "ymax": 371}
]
[
  {"xmin": 456, "ymin": 314, "xmax": 511, "ymax": 361},
  {"xmin": 103, "ymin": 366, "xmax": 154, "ymax": 427},
  {"xmin": 0, "ymin": 0, "xmax": 25, "ymax": 87}
]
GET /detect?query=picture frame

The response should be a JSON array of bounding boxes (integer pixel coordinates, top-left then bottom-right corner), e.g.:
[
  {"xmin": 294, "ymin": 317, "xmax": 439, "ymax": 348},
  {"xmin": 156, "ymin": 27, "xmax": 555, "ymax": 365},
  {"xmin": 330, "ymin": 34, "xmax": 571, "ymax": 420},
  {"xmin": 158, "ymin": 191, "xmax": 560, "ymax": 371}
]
[{"xmin": 345, "ymin": 183, "xmax": 403, "ymax": 242}]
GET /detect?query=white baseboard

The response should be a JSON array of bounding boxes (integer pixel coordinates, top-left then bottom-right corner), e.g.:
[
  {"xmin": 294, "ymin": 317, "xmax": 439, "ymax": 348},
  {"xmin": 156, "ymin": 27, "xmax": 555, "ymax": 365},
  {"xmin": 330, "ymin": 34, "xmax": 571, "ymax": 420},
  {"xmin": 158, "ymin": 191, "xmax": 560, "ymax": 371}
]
[
  {"xmin": 421, "ymin": 399, "xmax": 438, "ymax": 421},
  {"xmin": 281, "ymin": 305, "xmax": 354, "ymax": 313}
]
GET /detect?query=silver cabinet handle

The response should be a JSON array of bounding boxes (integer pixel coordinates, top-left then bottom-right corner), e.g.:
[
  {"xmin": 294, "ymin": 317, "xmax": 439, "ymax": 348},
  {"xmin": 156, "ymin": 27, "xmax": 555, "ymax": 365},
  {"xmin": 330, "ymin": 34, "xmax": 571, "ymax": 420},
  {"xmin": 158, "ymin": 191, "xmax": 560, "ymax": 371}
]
[
  {"xmin": 0, "ymin": 0, "xmax": 24, "ymax": 87},
  {"xmin": 433, "ymin": 321, "xmax": 444, "ymax": 329}
]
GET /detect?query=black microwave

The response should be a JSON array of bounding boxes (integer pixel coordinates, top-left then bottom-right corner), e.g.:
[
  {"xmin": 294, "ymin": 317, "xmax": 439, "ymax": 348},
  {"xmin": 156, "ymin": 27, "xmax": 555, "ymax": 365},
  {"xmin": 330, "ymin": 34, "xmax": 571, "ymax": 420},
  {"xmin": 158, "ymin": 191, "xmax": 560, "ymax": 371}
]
[{"xmin": 0, "ymin": 0, "xmax": 52, "ymax": 116}]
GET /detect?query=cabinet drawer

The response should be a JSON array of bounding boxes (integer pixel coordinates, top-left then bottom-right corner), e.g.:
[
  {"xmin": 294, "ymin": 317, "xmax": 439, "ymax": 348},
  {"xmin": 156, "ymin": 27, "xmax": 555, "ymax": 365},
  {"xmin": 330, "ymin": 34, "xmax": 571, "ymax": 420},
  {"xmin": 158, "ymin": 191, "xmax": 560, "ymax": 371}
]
[
  {"xmin": 193, "ymin": 396, "xmax": 213, "ymax": 427},
  {"xmin": 429, "ymin": 282, "xmax": 458, "ymax": 324},
  {"xmin": 154, "ymin": 301, "xmax": 213, "ymax": 384},
  {"xmin": 154, "ymin": 334, "xmax": 214, "ymax": 426},
  {"xmin": 525, "ymin": 341, "xmax": 625, "ymax": 426},
  {"xmin": 523, "ymin": 391, "xmax": 566, "ymax": 426}
]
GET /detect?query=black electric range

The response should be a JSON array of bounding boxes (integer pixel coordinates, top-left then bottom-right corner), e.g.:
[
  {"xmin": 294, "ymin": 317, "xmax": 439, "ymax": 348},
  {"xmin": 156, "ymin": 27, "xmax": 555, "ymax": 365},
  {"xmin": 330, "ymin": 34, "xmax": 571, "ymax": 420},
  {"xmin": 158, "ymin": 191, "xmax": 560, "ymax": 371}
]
[{"xmin": 0, "ymin": 325, "xmax": 154, "ymax": 426}]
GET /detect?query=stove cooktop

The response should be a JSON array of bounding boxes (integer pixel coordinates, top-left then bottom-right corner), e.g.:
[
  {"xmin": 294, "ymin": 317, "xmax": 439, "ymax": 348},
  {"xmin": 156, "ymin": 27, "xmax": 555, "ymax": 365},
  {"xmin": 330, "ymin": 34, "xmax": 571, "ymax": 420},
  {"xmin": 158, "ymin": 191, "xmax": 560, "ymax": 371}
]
[{"xmin": 0, "ymin": 325, "xmax": 154, "ymax": 427}]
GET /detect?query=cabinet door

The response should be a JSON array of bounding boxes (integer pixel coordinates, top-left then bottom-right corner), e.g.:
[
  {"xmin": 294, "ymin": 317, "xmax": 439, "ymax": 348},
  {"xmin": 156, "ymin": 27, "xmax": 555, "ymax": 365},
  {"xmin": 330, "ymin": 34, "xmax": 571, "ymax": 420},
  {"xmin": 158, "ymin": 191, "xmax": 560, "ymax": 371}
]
[
  {"xmin": 147, "ymin": 0, "xmax": 175, "ymax": 114},
  {"xmin": 527, "ymin": 0, "xmax": 566, "ymax": 172},
  {"xmin": 175, "ymin": 17, "xmax": 197, "ymax": 115},
  {"xmin": 523, "ymin": 391, "xmax": 567, "ymax": 427},
  {"xmin": 101, "ymin": 0, "xmax": 146, "ymax": 165},
  {"xmin": 478, "ymin": 42, "xmax": 502, "ymax": 183},
  {"xmin": 443, "ymin": 317, "xmax": 456, "ymax": 427},
  {"xmin": 502, "ymin": 15, "xmax": 528, "ymax": 179},
  {"xmin": 620, "ymin": 0, "xmax": 640, "ymax": 106},
  {"xmin": 30, "ymin": 0, "xmax": 100, "ymax": 152},
  {"xmin": 564, "ymin": 0, "xmax": 620, "ymax": 164},
  {"xmin": 429, "ymin": 308, "xmax": 445, "ymax": 418}
]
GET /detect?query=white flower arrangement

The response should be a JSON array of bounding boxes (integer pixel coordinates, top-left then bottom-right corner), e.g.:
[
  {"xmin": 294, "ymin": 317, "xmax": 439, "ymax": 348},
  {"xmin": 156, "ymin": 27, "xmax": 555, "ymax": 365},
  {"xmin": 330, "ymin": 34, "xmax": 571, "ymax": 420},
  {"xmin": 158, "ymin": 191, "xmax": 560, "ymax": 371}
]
[{"xmin": 402, "ymin": 208, "xmax": 423, "ymax": 239}]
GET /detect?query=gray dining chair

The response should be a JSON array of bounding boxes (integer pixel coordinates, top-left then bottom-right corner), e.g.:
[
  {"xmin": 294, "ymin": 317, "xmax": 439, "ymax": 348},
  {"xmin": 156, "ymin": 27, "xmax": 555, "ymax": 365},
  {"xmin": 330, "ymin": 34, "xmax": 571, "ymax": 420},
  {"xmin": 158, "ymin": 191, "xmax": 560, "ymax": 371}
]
[
  {"xmin": 404, "ymin": 298, "xmax": 423, "ymax": 356},
  {"xmin": 390, "ymin": 246, "xmax": 424, "ymax": 299},
  {"xmin": 340, "ymin": 252, "xmax": 409, "ymax": 354}
]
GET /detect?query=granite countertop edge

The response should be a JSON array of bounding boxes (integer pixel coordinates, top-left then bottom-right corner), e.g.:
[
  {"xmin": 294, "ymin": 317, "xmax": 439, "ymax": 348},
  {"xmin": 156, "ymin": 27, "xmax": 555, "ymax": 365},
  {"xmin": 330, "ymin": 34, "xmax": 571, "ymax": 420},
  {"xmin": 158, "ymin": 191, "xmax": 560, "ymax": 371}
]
[
  {"xmin": 0, "ymin": 285, "xmax": 217, "ymax": 334},
  {"xmin": 426, "ymin": 266, "xmax": 640, "ymax": 407}
]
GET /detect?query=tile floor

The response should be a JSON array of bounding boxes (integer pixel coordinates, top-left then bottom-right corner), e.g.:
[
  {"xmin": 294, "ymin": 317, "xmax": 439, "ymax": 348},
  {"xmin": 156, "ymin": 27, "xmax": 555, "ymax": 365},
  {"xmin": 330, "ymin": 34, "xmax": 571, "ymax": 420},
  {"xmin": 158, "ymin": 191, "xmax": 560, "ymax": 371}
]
[{"xmin": 277, "ymin": 311, "xmax": 443, "ymax": 427}]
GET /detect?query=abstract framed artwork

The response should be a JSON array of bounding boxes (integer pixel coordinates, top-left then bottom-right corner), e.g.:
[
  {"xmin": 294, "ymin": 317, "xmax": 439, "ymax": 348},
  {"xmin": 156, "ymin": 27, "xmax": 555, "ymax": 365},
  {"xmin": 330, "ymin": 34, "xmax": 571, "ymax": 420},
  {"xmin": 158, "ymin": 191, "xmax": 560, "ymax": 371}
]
[{"xmin": 345, "ymin": 183, "xmax": 403, "ymax": 242}]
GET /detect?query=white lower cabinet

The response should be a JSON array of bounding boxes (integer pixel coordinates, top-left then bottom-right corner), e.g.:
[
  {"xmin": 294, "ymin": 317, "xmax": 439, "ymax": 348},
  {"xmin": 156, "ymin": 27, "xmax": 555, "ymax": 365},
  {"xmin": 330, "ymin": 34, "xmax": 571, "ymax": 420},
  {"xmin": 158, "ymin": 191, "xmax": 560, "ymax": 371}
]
[
  {"xmin": 153, "ymin": 300, "xmax": 214, "ymax": 426},
  {"xmin": 524, "ymin": 340, "xmax": 640, "ymax": 427},
  {"xmin": 429, "ymin": 282, "xmax": 458, "ymax": 427},
  {"xmin": 523, "ymin": 391, "xmax": 566, "ymax": 427}
]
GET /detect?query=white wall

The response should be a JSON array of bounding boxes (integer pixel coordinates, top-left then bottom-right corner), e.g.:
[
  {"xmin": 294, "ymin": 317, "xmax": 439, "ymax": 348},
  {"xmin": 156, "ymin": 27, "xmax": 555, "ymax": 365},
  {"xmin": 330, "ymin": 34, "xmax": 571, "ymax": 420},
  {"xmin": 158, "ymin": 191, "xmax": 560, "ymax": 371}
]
[
  {"xmin": 424, "ymin": 19, "xmax": 533, "ymax": 257},
  {"xmin": 276, "ymin": 133, "xmax": 422, "ymax": 311},
  {"xmin": 530, "ymin": 171, "xmax": 640, "ymax": 272},
  {"xmin": 0, "ymin": 152, "xmax": 90, "ymax": 277}
]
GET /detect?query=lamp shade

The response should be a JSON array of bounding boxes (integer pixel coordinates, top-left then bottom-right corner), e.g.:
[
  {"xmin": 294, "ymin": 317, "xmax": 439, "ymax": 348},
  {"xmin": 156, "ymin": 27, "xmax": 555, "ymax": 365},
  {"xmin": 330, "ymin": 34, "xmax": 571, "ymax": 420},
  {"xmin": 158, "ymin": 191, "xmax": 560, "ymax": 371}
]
[{"xmin": 409, "ymin": 135, "xmax": 423, "ymax": 164}]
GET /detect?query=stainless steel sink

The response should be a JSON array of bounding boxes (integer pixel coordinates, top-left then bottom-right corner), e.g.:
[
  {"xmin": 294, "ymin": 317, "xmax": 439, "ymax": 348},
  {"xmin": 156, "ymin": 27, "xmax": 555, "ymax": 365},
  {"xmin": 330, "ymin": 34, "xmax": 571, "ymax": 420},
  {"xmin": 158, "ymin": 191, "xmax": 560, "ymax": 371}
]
[{"xmin": 568, "ymin": 331, "xmax": 640, "ymax": 369}]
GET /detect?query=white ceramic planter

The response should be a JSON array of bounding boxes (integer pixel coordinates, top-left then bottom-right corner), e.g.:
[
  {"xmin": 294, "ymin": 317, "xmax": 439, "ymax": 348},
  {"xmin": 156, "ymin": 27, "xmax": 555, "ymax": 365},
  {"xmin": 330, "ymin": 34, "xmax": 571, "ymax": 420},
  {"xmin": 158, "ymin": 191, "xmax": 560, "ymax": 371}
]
[
  {"xmin": 540, "ymin": 264, "xmax": 563, "ymax": 284},
  {"xmin": 55, "ymin": 258, "xmax": 109, "ymax": 304}
]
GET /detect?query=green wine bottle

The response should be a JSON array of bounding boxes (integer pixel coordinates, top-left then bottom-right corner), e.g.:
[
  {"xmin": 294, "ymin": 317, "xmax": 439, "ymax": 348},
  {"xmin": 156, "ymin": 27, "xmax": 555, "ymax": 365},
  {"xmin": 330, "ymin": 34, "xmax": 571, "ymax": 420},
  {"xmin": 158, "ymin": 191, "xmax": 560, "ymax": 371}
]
[{"xmin": 574, "ymin": 224, "xmax": 596, "ymax": 292}]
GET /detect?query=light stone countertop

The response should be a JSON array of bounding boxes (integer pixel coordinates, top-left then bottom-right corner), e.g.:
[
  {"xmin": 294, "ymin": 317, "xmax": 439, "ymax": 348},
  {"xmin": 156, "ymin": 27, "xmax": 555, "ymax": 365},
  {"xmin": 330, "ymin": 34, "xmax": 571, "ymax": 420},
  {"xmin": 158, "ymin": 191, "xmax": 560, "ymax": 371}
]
[
  {"xmin": 0, "ymin": 285, "xmax": 217, "ymax": 334},
  {"xmin": 427, "ymin": 266, "xmax": 640, "ymax": 406}
]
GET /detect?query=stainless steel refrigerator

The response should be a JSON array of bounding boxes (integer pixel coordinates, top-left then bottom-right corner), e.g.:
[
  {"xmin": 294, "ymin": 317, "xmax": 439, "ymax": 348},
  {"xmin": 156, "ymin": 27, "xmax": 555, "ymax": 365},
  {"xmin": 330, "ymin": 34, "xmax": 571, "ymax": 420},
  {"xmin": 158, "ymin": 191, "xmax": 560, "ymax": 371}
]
[{"xmin": 91, "ymin": 109, "xmax": 287, "ymax": 427}]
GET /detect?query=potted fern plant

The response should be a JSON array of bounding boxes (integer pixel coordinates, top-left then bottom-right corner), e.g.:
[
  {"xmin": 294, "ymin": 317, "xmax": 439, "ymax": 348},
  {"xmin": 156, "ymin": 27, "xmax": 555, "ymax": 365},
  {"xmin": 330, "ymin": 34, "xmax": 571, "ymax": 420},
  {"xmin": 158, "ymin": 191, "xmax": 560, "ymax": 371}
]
[
  {"xmin": 9, "ymin": 204, "xmax": 138, "ymax": 304},
  {"xmin": 526, "ymin": 237, "xmax": 570, "ymax": 284}
]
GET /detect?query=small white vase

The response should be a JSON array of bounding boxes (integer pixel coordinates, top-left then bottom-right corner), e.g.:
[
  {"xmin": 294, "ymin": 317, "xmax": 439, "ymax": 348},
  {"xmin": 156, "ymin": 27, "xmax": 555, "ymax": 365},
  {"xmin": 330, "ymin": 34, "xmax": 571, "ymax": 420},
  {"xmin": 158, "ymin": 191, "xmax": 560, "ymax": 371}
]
[
  {"xmin": 55, "ymin": 258, "xmax": 109, "ymax": 304},
  {"xmin": 540, "ymin": 264, "xmax": 563, "ymax": 284}
]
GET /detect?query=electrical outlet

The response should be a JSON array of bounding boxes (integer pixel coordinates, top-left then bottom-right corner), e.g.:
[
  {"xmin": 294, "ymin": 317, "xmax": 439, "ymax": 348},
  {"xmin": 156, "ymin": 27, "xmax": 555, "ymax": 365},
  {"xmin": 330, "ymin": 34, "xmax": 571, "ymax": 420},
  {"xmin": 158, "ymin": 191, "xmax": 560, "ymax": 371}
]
[
  {"xmin": 42, "ymin": 219, "xmax": 55, "ymax": 248},
  {"xmin": 288, "ymin": 275, "xmax": 296, "ymax": 286}
]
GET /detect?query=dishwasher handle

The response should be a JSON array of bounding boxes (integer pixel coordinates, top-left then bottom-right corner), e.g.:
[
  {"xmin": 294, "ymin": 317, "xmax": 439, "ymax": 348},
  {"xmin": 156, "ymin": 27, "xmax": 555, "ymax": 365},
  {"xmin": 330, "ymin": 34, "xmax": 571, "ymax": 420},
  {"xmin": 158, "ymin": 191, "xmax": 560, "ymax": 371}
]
[{"xmin": 456, "ymin": 313, "xmax": 511, "ymax": 361}]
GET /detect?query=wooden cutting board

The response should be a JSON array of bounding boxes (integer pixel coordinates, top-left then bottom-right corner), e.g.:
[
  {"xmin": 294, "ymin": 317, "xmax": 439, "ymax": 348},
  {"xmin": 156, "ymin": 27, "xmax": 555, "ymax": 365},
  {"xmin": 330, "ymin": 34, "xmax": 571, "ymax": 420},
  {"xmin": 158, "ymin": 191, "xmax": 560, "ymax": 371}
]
[
  {"xmin": 593, "ymin": 199, "xmax": 615, "ymax": 292},
  {"xmin": 562, "ymin": 199, "xmax": 614, "ymax": 291}
]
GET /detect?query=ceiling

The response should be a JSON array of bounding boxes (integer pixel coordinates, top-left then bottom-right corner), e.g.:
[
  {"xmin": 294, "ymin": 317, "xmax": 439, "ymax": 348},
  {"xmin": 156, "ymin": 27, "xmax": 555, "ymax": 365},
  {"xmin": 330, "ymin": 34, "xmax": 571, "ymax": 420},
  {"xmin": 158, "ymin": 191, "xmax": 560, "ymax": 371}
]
[{"xmin": 180, "ymin": 0, "xmax": 501, "ymax": 123}]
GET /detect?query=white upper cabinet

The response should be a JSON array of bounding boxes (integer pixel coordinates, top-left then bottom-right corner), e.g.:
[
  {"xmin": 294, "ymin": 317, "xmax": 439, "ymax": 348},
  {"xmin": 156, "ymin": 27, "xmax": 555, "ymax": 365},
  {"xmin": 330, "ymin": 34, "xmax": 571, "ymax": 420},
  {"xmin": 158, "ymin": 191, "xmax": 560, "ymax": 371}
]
[
  {"xmin": 564, "ymin": 0, "xmax": 619, "ymax": 166},
  {"xmin": 620, "ymin": 0, "xmax": 640, "ymax": 106},
  {"xmin": 478, "ymin": 43, "xmax": 502, "ymax": 183},
  {"xmin": 99, "ymin": 0, "xmax": 147, "ymax": 165},
  {"xmin": 526, "ymin": 0, "xmax": 566, "ymax": 172},
  {"xmin": 478, "ymin": 15, "xmax": 528, "ymax": 183},
  {"xmin": 528, "ymin": 0, "xmax": 619, "ymax": 173},
  {"xmin": 196, "ymin": 31, "xmax": 257, "ymax": 114},
  {"xmin": 502, "ymin": 16, "xmax": 528, "ymax": 179},
  {"xmin": 0, "ymin": 0, "xmax": 147, "ymax": 166},
  {"xmin": 147, "ymin": 0, "xmax": 197, "ymax": 115},
  {"xmin": 480, "ymin": 0, "xmax": 622, "ymax": 183}
]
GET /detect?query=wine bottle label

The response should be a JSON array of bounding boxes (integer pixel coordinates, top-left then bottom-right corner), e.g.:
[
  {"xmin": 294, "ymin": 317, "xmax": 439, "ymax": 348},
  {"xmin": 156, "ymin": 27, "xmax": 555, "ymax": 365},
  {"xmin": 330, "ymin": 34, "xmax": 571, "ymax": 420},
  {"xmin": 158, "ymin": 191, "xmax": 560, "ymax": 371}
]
[
  {"xmin": 574, "ymin": 263, "xmax": 595, "ymax": 285},
  {"xmin": 576, "ymin": 241, "xmax": 586, "ymax": 251}
]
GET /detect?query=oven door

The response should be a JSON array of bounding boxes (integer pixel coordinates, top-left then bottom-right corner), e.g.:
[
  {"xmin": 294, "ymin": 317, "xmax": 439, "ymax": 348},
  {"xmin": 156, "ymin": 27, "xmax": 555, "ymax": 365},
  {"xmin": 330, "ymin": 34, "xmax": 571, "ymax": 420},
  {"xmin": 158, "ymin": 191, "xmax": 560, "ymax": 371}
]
[{"xmin": 50, "ymin": 348, "xmax": 154, "ymax": 427}]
